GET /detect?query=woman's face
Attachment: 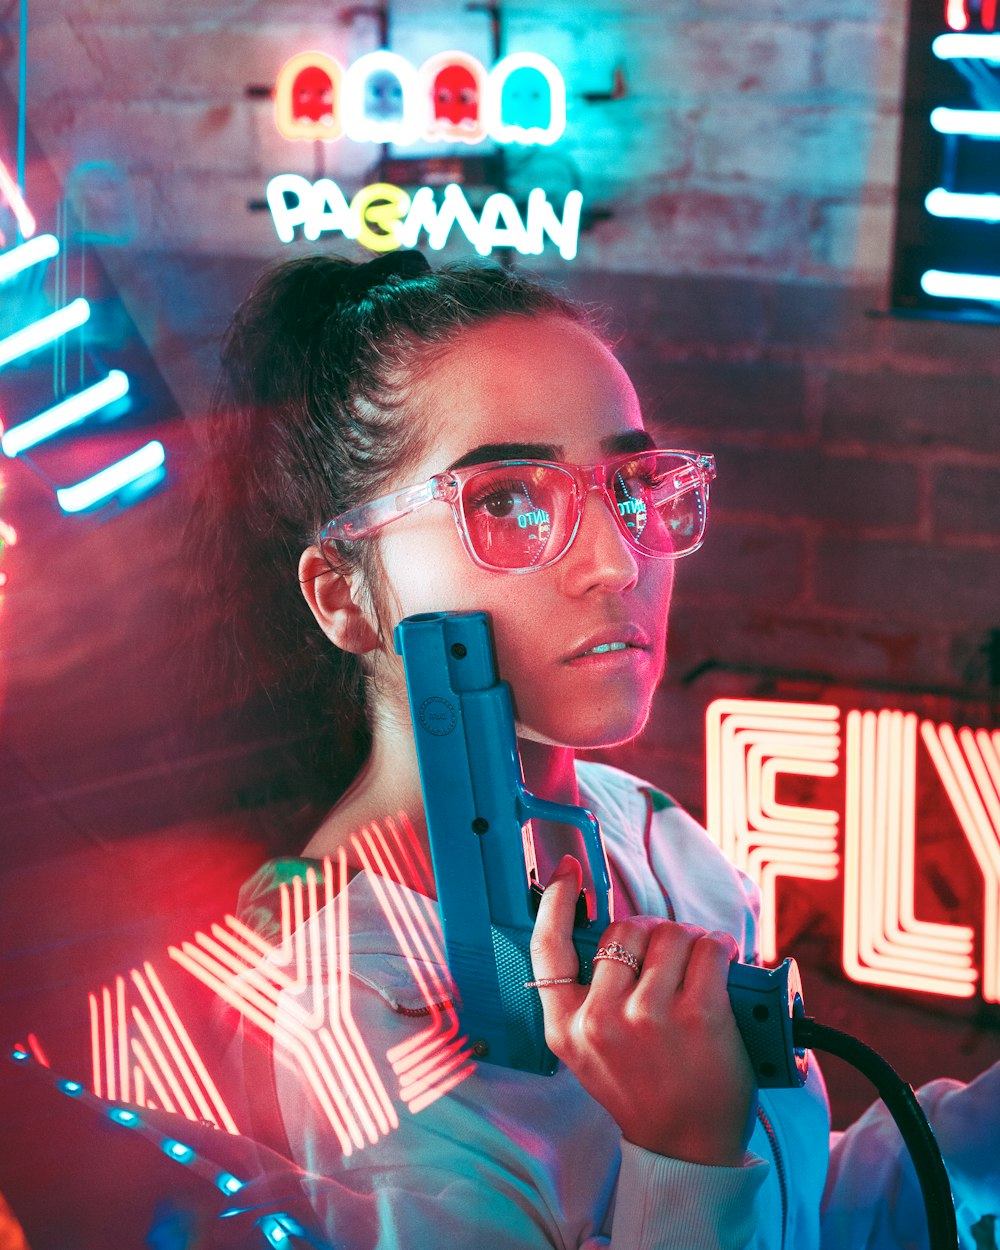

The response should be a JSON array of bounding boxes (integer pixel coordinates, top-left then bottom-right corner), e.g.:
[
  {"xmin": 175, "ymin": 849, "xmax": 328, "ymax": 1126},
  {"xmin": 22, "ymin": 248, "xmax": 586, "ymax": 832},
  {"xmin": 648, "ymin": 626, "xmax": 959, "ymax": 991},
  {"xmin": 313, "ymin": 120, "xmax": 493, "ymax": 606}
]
[{"xmin": 368, "ymin": 313, "xmax": 675, "ymax": 750}]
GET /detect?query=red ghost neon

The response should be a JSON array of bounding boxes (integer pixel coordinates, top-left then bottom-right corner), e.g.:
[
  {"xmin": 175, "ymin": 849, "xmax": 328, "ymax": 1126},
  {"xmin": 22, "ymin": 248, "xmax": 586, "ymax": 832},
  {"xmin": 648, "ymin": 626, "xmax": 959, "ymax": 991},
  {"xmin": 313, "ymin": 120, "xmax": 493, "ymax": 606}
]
[
  {"xmin": 433, "ymin": 65, "xmax": 479, "ymax": 127},
  {"xmin": 292, "ymin": 65, "xmax": 335, "ymax": 124},
  {"xmin": 422, "ymin": 53, "xmax": 487, "ymax": 144}
]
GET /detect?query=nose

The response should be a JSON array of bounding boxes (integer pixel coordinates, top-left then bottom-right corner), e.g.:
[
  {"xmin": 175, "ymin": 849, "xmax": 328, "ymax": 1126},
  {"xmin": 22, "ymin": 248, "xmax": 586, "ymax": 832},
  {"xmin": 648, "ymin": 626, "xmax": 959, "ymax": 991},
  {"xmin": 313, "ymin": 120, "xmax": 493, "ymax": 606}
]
[{"xmin": 561, "ymin": 474, "xmax": 639, "ymax": 591}]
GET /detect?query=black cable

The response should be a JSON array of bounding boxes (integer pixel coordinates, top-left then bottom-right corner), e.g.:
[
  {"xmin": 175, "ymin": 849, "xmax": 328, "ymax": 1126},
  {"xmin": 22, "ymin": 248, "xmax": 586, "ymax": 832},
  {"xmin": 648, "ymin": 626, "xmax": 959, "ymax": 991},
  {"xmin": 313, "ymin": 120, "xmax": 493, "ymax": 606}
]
[{"xmin": 793, "ymin": 1016, "xmax": 958, "ymax": 1250}]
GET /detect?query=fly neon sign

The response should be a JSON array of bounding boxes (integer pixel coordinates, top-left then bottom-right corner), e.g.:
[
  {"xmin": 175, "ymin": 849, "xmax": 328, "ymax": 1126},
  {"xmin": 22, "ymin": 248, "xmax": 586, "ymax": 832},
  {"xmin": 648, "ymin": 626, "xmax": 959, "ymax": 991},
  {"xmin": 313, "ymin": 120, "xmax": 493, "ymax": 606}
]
[
  {"xmin": 706, "ymin": 700, "xmax": 1000, "ymax": 1002},
  {"xmin": 266, "ymin": 50, "xmax": 582, "ymax": 260}
]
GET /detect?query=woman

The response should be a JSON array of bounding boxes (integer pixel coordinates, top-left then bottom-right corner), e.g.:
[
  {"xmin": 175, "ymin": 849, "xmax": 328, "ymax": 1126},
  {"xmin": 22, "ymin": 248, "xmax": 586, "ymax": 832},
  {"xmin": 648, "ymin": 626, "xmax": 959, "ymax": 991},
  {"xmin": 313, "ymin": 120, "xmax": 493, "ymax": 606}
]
[{"xmin": 196, "ymin": 250, "xmax": 991, "ymax": 1249}]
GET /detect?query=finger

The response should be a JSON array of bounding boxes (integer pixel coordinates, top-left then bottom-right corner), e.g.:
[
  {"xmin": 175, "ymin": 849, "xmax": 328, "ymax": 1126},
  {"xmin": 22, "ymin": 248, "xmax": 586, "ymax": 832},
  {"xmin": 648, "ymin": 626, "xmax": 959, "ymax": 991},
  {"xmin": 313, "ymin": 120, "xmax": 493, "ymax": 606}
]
[
  {"xmin": 678, "ymin": 930, "xmax": 741, "ymax": 1009},
  {"xmin": 631, "ymin": 922, "xmax": 706, "ymax": 1010},
  {"xmin": 529, "ymin": 855, "xmax": 586, "ymax": 994},
  {"xmin": 589, "ymin": 921, "xmax": 654, "ymax": 996}
]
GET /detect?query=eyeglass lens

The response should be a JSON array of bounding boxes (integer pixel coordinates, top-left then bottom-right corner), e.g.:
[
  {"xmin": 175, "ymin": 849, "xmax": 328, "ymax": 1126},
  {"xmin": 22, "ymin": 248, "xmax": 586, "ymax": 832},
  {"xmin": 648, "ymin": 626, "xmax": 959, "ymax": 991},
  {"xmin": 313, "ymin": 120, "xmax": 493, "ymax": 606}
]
[{"xmin": 459, "ymin": 454, "xmax": 707, "ymax": 570}]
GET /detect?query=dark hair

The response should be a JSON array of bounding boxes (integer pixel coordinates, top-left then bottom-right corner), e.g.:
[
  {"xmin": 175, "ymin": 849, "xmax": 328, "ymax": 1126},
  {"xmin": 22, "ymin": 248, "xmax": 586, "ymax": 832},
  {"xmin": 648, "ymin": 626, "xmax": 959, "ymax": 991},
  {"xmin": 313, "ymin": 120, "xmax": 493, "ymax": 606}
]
[{"xmin": 188, "ymin": 251, "xmax": 590, "ymax": 821}]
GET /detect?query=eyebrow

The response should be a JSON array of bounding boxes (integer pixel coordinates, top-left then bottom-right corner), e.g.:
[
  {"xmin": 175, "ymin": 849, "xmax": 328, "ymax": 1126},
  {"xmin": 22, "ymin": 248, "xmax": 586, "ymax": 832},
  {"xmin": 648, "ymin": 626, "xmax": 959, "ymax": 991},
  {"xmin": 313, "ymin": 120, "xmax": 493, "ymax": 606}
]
[{"xmin": 446, "ymin": 429, "xmax": 655, "ymax": 472}]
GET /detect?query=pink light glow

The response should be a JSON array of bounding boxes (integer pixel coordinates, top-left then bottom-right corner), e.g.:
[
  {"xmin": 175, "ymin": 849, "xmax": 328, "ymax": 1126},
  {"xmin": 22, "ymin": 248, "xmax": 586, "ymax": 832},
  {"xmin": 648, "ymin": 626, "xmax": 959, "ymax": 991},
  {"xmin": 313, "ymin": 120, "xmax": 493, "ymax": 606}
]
[
  {"xmin": 88, "ymin": 963, "xmax": 237, "ymax": 1132},
  {"xmin": 169, "ymin": 846, "xmax": 402, "ymax": 1156},
  {"xmin": 26, "ymin": 1033, "xmax": 49, "ymax": 1068},
  {"xmin": 136, "ymin": 963, "xmax": 238, "ymax": 1133},
  {"xmin": 88, "ymin": 993, "xmax": 101, "ymax": 1098},
  {"xmin": 0, "ymin": 156, "xmax": 36, "ymax": 243}
]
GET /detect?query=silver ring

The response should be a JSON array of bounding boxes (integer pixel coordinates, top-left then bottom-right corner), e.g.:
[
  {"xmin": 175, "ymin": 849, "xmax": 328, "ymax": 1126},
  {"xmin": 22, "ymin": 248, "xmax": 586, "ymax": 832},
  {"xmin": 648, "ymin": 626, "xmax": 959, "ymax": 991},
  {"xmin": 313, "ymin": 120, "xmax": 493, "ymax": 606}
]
[
  {"xmin": 524, "ymin": 976, "xmax": 578, "ymax": 988},
  {"xmin": 592, "ymin": 940, "xmax": 642, "ymax": 978}
]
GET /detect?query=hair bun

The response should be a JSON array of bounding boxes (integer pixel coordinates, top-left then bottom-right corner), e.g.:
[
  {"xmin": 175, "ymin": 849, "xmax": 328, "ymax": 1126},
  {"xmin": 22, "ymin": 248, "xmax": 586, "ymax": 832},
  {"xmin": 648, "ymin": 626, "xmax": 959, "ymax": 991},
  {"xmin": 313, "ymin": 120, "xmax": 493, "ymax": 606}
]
[{"xmin": 353, "ymin": 249, "xmax": 432, "ymax": 291}]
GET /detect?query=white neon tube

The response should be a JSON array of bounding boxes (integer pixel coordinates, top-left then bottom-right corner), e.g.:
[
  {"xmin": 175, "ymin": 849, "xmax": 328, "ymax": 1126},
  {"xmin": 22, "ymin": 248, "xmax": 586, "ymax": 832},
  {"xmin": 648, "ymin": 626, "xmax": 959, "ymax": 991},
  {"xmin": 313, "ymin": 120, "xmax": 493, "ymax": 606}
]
[
  {"xmin": 925, "ymin": 187, "xmax": 1000, "ymax": 221},
  {"xmin": 0, "ymin": 234, "xmax": 59, "ymax": 284},
  {"xmin": 932, "ymin": 33, "xmax": 1000, "ymax": 61},
  {"xmin": 930, "ymin": 107, "xmax": 1000, "ymax": 137},
  {"xmin": 921, "ymin": 269, "xmax": 1000, "ymax": 301},
  {"xmin": 2, "ymin": 370, "xmax": 130, "ymax": 457},
  {"xmin": 0, "ymin": 298, "xmax": 90, "ymax": 369},
  {"xmin": 56, "ymin": 440, "xmax": 165, "ymax": 513}
]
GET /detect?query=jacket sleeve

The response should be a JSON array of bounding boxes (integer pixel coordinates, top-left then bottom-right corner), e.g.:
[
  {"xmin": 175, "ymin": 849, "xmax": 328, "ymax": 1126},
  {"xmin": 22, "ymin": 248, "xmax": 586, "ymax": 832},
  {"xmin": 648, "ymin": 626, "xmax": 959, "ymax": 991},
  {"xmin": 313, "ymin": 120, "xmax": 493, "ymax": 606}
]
[
  {"xmin": 272, "ymin": 984, "xmax": 771, "ymax": 1250},
  {"xmin": 820, "ymin": 1062, "xmax": 1000, "ymax": 1250}
]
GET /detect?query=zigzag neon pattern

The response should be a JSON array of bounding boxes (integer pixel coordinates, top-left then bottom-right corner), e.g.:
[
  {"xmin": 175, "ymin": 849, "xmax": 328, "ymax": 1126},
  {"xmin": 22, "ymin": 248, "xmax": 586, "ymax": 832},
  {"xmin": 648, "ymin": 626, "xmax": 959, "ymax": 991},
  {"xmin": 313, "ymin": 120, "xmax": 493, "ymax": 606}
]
[
  {"xmin": 351, "ymin": 820, "xmax": 476, "ymax": 1115},
  {"xmin": 166, "ymin": 817, "xmax": 473, "ymax": 1153},
  {"xmin": 88, "ymin": 964, "xmax": 238, "ymax": 1132}
]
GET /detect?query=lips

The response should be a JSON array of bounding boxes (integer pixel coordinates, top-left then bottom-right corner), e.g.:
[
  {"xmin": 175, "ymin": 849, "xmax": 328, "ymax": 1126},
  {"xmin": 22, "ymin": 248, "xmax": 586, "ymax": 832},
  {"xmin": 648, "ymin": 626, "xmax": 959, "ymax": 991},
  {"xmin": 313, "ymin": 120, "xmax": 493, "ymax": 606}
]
[{"xmin": 563, "ymin": 625, "xmax": 651, "ymax": 662}]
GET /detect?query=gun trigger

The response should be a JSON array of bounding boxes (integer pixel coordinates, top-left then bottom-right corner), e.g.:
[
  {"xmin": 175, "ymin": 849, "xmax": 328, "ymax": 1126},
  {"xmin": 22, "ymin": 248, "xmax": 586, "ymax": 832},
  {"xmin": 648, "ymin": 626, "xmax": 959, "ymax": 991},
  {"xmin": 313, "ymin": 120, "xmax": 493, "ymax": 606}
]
[{"xmin": 528, "ymin": 882, "xmax": 590, "ymax": 927}]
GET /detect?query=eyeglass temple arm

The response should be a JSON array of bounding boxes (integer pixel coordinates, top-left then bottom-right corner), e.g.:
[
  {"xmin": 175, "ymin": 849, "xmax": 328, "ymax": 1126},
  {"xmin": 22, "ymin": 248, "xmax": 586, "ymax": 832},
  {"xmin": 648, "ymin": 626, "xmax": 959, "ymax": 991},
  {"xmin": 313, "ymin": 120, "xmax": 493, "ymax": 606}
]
[
  {"xmin": 321, "ymin": 478, "xmax": 441, "ymax": 543},
  {"xmin": 640, "ymin": 455, "xmax": 716, "ymax": 506}
]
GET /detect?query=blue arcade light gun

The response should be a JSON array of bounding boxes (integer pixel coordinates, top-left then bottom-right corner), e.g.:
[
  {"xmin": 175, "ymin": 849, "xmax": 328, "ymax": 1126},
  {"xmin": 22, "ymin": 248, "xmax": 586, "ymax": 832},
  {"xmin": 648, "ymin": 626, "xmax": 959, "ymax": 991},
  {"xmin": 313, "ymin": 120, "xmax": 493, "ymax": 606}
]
[
  {"xmin": 394, "ymin": 610, "xmax": 958, "ymax": 1248},
  {"xmin": 393, "ymin": 610, "xmax": 807, "ymax": 1087}
]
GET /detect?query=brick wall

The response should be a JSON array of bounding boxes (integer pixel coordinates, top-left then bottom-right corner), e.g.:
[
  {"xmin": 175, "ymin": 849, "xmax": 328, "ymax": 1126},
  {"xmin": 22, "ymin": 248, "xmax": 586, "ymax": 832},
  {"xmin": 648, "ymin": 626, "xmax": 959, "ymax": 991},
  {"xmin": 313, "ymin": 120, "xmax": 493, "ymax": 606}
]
[
  {"xmin": 2, "ymin": 0, "xmax": 999, "ymax": 1123},
  {"xmin": 8, "ymin": 0, "xmax": 907, "ymax": 280}
]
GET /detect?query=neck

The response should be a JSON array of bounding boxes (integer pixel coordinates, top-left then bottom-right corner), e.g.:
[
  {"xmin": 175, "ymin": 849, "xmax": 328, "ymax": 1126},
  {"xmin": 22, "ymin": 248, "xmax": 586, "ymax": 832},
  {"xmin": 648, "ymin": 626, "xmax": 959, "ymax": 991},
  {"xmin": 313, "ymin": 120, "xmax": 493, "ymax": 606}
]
[
  {"xmin": 518, "ymin": 736, "xmax": 580, "ymax": 809},
  {"xmin": 304, "ymin": 699, "xmax": 584, "ymax": 889}
]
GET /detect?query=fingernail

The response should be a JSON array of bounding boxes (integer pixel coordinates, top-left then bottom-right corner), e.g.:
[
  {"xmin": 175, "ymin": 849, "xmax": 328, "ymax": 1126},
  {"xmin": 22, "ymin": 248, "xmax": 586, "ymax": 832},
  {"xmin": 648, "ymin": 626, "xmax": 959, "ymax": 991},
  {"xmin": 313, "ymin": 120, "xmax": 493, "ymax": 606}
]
[{"xmin": 545, "ymin": 854, "xmax": 577, "ymax": 886}]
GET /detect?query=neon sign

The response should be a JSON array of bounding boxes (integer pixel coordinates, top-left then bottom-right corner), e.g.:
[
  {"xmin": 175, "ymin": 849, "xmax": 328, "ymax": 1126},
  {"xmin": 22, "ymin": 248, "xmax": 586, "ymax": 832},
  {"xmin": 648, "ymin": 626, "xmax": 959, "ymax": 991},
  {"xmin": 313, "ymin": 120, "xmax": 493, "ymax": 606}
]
[
  {"xmin": 0, "ymin": 159, "xmax": 166, "ymax": 512},
  {"xmin": 79, "ymin": 818, "xmax": 474, "ymax": 1152},
  {"xmin": 266, "ymin": 49, "xmax": 579, "ymax": 258},
  {"xmin": 947, "ymin": 0, "xmax": 999, "ymax": 28},
  {"xmin": 0, "ymin": 515, "xmax": 15, "ymax": 588},
  {"xmin": 707, "ymin": 699, "xmax": 1000, "ymax": 1001},
  {"xmin": 266, "ymin": 176, "xmax": 583, "ymax": 259},
  {"xmin": 274, "ymin": 50, "xmax": 565, "ymax": 147},
  {"xmin": 890, "ymin": 7, "xmax": 1000, "ymax": 317}
]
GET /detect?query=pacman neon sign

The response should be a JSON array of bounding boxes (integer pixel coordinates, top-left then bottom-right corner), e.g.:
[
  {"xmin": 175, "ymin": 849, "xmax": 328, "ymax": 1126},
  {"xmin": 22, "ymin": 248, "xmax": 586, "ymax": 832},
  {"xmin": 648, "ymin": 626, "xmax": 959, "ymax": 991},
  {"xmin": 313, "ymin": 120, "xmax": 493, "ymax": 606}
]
[
  {"xmin": 706, "ymin": 699, "xmax": 1000, "ymax": 1002},
  {"xmin": 266, "ymin": 49, "xmax": 580, "ymax": 258},
  {"xmin": 274, "ymin": 50, "xmax": 566, "ymax": 147},
  {"xmin": 266, "ymin": 175, "xmax": 583, "ymax": 259}
]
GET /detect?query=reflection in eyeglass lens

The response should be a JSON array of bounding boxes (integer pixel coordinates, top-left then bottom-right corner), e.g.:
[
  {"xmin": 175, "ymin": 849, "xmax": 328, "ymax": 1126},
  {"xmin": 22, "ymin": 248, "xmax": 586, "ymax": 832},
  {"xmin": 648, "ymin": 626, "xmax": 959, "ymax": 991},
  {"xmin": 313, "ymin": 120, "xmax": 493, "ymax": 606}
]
[{"xmin": 465, "ymin": 468, "xmax": 556, "ymax": 567}]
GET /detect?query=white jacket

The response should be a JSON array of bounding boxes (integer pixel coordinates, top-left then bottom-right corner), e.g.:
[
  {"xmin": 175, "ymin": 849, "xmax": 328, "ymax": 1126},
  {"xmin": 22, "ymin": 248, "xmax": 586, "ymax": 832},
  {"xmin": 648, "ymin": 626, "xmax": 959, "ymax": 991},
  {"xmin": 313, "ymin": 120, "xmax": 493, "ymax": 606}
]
[{"xmin": 233, "ymin": 761, "xmax": 996, "ymax": 1249}]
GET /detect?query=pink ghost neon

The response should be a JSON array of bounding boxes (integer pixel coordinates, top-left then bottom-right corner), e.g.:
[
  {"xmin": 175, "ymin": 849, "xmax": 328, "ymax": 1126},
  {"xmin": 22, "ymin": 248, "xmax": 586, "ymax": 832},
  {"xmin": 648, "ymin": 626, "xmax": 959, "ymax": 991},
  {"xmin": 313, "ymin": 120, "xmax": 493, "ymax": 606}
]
[
  {"xmin": 431, "ymin": 64, "xmax": 480, "ymax": 129},
  {"xmin": 292, "ymin": 65, "xmax": 336, "ymax": 124}
]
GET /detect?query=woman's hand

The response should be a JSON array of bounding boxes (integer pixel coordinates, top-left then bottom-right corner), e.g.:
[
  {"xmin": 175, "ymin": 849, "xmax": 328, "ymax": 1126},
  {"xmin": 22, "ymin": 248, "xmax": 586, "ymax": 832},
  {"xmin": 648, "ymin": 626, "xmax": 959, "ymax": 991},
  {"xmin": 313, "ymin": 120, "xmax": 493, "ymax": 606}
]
[{"xmin": 529, "ymin": 855, "xmax": 757, "ymax": 1166}]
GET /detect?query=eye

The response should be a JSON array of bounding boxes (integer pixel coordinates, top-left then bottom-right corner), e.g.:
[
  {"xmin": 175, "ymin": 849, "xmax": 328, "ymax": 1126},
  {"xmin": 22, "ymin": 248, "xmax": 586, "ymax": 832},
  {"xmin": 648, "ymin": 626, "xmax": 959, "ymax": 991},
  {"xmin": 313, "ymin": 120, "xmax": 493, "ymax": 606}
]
[{"xmin": 467, "ymin": 477, "xmax": 529, "ymax": 519}]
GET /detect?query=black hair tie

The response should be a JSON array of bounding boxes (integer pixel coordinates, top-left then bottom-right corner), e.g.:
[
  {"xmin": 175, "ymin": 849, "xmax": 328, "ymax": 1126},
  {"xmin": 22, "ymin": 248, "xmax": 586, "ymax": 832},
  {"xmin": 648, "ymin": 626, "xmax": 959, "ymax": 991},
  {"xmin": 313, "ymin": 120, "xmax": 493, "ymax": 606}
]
[{"xmin": 356, "ymin": 249, "xmax": 432, "ymax": 290}]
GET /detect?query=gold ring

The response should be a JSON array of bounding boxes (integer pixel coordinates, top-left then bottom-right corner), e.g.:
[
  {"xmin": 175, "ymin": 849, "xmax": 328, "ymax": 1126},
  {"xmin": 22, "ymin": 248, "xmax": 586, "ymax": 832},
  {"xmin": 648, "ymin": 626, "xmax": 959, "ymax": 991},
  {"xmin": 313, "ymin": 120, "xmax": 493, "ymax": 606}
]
[{"xmin": 592, "ymin": 940, "xmax": 641, "ymax": 978}]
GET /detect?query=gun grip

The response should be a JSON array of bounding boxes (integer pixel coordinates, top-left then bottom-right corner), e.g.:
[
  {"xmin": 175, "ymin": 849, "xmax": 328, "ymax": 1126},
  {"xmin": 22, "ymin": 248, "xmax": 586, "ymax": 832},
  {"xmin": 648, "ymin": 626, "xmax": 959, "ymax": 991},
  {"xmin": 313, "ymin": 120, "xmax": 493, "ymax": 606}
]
[{"xmin": 727, "ymin": 957, "xmax": 808, "ymax": 1088}]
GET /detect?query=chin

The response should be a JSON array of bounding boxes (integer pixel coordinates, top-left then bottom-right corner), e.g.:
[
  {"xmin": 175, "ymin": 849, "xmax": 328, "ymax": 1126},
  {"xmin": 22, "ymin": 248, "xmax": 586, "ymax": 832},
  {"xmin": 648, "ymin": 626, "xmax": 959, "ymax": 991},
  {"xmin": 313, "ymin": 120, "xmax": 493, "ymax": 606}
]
[{"xmin": 530, "ymin": 709, "xmax": 651, "ymax": 751}]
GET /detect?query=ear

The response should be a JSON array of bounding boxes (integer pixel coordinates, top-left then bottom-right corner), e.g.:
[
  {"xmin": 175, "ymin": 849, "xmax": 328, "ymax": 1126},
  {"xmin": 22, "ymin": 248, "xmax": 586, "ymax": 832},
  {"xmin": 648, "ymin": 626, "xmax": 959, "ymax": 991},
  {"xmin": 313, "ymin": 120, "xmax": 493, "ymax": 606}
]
[{"xmin": 299, "ymin": 545, "xmax": 381, "ymax": 655}]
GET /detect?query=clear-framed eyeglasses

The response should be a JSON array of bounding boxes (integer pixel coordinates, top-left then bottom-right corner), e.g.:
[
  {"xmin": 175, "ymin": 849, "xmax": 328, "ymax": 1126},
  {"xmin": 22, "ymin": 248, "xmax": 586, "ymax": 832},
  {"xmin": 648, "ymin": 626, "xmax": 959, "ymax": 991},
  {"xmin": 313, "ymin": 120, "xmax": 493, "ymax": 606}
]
[{"xmin": 320, "ymin": 449, "xmax": 717, "ymax": 575}]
